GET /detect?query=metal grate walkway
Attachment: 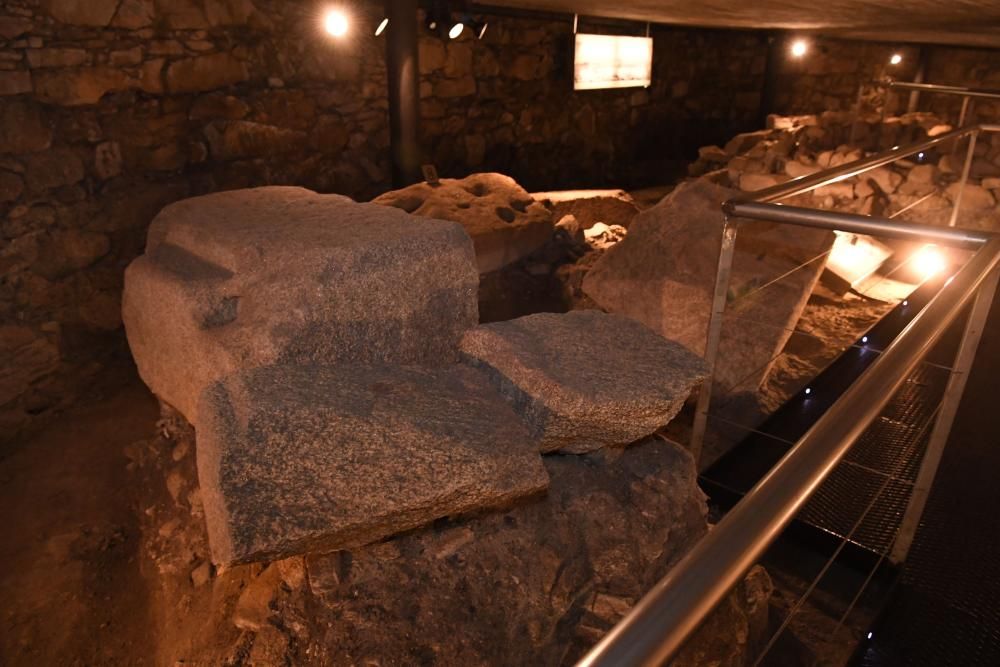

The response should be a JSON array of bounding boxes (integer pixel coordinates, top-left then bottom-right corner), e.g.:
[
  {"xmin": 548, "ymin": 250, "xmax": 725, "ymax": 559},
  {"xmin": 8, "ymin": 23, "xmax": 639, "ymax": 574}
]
[
  {"xmin": 700, "ymin": 271, "xmax": 1000, "ymax": 664},
  {"xmin": 854, "ymin": 283, "xmax": 1000, "ymax": 666}
]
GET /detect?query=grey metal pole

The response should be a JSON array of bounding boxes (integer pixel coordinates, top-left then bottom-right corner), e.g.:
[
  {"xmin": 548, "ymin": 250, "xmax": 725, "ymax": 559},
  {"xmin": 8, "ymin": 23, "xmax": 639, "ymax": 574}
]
[
  {"xmin": 890, "ymin": 265, "xmax": 1000, "ymax": 564},
  {"xmin": 385, "ymin": 0, "xmax": 422, "ymax": 186},
  {"xmin": 957, "ymin": 96, "xmax": 970, "ymax": 128},
  {"xmin": 689, "ymin": 217, "xmax": 738, "ymax": 467},
  {"xmin": 907, "ymin": 46, "xmax": 930, "ymax": 114},
  {"xmin": 949, "ymin": 129, "xmax": 979, "ymax": 227}
]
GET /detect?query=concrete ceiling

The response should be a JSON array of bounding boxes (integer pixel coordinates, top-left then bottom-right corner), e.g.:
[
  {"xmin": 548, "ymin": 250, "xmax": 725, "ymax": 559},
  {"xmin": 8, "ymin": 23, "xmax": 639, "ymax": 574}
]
[{"xmin": 486, "ymin": 1, "xmax": 1000, "ymax": 48}]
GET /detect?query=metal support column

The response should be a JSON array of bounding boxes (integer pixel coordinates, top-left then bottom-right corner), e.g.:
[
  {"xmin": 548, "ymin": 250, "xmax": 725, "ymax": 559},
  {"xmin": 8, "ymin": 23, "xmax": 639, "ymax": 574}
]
[
  {"xmin": 385, "ymin": 0, "xmax": 422, "ymax": 186},
  {"xmin": 757, "ymin": 33, "xmax": 782, "ymax": 130},
  {"xmin": 948, "ymin": 129, "xmax": 979, "ymax": 227},
  {"xmin": 907, "ymin": 46, "xmax": 930, "ymax": 114},
  {"xmin": 690, "ymin": 218, "xmax": 738, "ymax": 466},
  {"xmin": 890, "ymin": 265, "xmax": 1000, "ymax": 564}
]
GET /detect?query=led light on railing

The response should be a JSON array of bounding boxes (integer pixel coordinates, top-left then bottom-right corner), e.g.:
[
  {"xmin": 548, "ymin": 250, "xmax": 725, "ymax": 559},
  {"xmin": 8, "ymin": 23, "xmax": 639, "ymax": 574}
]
[
  {"xmin": 912, "ymin": 244, "xmax": 946, "ymax": 280},
  {"xmin": 862, "ymin": 336, "xmax": 869, "ymax": 344},
  {"xmin": 805, "ymin": 387, "xmax": 812, "ymax": 396}
]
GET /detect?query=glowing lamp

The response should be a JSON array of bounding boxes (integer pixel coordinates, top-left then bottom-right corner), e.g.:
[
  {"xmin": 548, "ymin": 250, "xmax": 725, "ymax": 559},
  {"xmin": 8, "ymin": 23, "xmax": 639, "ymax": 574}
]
[
  {"xmin": 448, "ymin": 22, "xmax": 464, "ymax": 39},
  {"xmin": 375, "ymin": 17, "xmax": 388, "ymax": 36},
  {"xmin": 790, "ymin": 39, "xmax": 809, "ymax": 58},
  {"xmin": 912, "ymin": 244, "xmax": 946, "ymax": 280},
  {"xmin": 323, "ymin": 8, "xmax": 349, "ymax": 38},
  {"xmin": 890, "ymin": 53, "xmax": 903, "ymax": 65}
]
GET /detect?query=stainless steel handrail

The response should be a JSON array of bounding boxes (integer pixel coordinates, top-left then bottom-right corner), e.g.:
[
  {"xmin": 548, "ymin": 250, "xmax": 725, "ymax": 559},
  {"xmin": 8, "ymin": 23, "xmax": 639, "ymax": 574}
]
[
  {"xmin": 579, "ymin": 235, "xmax": 1000, "ymax": 667},
  {"xmin": 887, "ymin": 81, "xmax": 1000, "ymax": 102},
  {"xmin": 746, "ymin": 124, "xmax": 978, "ymax": 204},
  {"xmin": 726, "ymin": 201, "xmax": 993, "ymax": 249},
  {"xmin": 578, "ymin": 123, "xmax": 1000, "ymax": 667}
]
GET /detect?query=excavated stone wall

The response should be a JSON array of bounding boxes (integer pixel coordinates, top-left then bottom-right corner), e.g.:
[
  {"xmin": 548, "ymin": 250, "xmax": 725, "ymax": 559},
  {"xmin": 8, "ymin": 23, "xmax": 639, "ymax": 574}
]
[
  {"xmin": 2, "ymin": 0, "xmax": 999, "ymax": 444},
  {"xmin": 0, "ymin": 1, "xmax": 766, "ymax": 445}
]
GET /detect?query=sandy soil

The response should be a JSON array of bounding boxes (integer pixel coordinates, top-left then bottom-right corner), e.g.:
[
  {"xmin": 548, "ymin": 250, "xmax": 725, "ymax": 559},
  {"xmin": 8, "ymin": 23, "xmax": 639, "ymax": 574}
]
[{"xmin": 0, "ymin": 366, "xmax": 158, "ymax": 666}]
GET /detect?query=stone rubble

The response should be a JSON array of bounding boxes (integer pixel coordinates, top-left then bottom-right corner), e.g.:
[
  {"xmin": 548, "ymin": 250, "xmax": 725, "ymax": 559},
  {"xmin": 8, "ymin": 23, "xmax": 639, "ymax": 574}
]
[{"xmin": 372, "ymin": 172, "xmax": 554, "ymax": 274}]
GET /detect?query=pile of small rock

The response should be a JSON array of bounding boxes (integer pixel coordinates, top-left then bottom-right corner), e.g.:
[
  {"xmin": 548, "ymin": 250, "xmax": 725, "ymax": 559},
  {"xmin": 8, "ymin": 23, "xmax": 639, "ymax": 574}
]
[{"xmin": 688, "ymin": 110, "xmax": 1000, "ymax": 231}]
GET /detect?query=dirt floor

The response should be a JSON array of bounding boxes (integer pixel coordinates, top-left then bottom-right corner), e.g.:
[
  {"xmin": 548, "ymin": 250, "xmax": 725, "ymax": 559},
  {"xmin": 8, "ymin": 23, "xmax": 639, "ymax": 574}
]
[{"xmin": 0, "ymin": 365, "xmax": 158, "ymax": 666}]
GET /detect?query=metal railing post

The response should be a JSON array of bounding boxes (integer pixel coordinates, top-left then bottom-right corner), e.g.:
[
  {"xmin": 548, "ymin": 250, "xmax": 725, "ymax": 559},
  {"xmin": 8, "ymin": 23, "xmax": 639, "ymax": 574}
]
[
  {"xmin": 890, "ymin": 265, "xmax": 1000, "ymax": 565},
  {"xmin": 957, "ymin": 95, "xmax": 971, "ymax": 128},
  {"xmin": 690, "ymin": 217, "xmax": 738, "ymax": 466},
  {"xmin": 949, "ymin": 129, "xmax": 979, "ymax": 227}
]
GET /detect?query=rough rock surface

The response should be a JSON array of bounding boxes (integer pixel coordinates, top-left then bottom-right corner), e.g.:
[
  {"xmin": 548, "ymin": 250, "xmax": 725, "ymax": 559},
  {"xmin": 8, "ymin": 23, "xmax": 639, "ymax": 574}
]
[
  {"xmin": 533, "ymin": 188, "xmax": 641, "ymax": 230},
  {"xmin": 197, "ymin": 363, "xmax": 549, "ymax": 566},
  {"xmin": 460, "ymin": 310, "xmax": 708, "ymax": 453},
  {"xmin": 583, "ymin": 179, "xmax": 833, "ymax": 394},
  {"xmin": 372, "ymin": 173, "xmax": 553, "ymax": 273},
  {"xmin": 303, "ymin": 436, "xmax": 771, "ymax": 666},
  {"xmin": 122, "ymin": 186, "xmax": 478, "ymax": 423}
]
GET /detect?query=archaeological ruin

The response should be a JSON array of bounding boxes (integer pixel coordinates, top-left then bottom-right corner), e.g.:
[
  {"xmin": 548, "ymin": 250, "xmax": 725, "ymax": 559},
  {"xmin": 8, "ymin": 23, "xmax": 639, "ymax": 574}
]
[{"xmin": 3, "ymin": 1, "xmax": 1000, "ymax": 666}]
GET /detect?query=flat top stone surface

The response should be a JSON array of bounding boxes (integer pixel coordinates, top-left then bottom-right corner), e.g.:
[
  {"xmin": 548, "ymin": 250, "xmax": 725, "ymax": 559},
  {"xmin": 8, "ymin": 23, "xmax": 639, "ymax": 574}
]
[
  {"xmin": 461, "ymin": 310, "xmax": 707, "ymax": 406},
  {"xmin": 197, "ymin": 363, "xmax": 549, "ymax": 566},
  {"xmin": 148, "ymin": 185, "xmax": 472, "ymax": 274}
]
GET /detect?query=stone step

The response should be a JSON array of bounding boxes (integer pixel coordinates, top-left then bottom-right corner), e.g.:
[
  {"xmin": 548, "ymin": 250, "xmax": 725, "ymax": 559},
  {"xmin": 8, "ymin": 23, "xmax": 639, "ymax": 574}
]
[
  {"xmin": 122, "ymin": 186, "xmax": 479, "ymax": 424},
  {"xmin": 197, "ymin": 363, "xmax": 549, "ymax": 566},
  {"xmin": 460, "ymin": 310, "xmax": 708, "ymax": 454}
]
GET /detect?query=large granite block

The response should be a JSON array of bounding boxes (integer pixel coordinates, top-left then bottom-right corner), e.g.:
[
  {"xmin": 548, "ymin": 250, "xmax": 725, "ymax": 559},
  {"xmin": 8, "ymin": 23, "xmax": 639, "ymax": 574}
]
[
  {"xmin": 372, "ymin": 173, "xmax": 553, "ymax": 273},
  {"xmin": 460, "ymin": 310, "xmax": 708, "ymax": 453},
  {"xmin": 583, "ymin": 179, "xmax": 833, "ymax": 395},
  {"xmin": 197, "ymin": 363, "xmax": 549, "ymax": 566},
  {"xmin": 122, "ymin": 186, "xmax": 479, "ymax": 423}
]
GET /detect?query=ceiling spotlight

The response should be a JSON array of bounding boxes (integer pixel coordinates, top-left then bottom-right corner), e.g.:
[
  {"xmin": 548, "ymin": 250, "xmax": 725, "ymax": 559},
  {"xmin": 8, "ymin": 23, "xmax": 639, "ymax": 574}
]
[
  {"xmin": 790, "ymin": 38, "xmax": 809, "ymax": 58},
  {"xmin": 468, "ymin": 18, "xmax": 488, "ymax": 39},
  {"xmin": 448, "ymin": 21, "xmax": 464, "ymax": 39},
  {"xmin": 890, "ymin": 53, "xmax": 903, "ymax": 65},
  {"xmin": 323, "ymin": 8, "xmax": 349, "ymax": 38},
  {"xmin": 375, "ymin": 17, "xmax": 388, "ymax": 36}
]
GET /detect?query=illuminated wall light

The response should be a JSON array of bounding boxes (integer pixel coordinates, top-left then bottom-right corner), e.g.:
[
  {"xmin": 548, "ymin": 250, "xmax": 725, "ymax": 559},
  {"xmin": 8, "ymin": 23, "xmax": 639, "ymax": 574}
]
[
  {"xmin": 448, "ymin": 21, "xmax": 464, "ymax": 39},
  {"xmin": 805, "ymin": 387, "xmax": 813, "ymax": 396},
  {"xmin": 790, "ymin": 38, "xmax": 809, "ymax": 58},
  {"xmin": 862, "ymin": 336, "xmax": 869, "ymax": 344},
  {"xmin": 323, "ymin": 8, "xmax": 349, "ymax": 38},
  {"xmin": 375, "ymin": 17, "xmax": 388, "ymax": 36},
  {"xmin": 890, "ymin": 53, "xmax": 903, "ymax": 65}
]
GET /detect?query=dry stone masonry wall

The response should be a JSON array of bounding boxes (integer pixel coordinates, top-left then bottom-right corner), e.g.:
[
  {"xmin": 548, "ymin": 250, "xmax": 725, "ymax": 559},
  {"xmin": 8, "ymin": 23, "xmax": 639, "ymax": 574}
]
[{"xmin": 2, "ymin": 0, "xmax": 999, "ymax": 445}]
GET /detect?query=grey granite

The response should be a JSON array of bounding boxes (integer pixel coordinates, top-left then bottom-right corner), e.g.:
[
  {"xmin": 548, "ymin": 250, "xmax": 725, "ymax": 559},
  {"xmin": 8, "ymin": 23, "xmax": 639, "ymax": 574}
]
[
  {"xmin": 196, "ymin": 363, "xmax": 549, "ymax": 566},
  {"xmin": 122, "ymin": 186, "xmax": 479, "ymax": 424},
  {"xmin": 460, "ymin": 310, "xmax": 708, "ymax": 453},
  {"xmin": 582, "ymin": 178, "xmax": 833, "ymax": 396}
]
